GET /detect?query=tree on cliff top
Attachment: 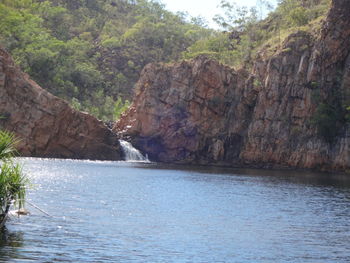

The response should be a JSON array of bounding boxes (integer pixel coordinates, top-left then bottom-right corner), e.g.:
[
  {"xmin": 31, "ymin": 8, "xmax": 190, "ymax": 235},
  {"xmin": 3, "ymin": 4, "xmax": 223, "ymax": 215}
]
[
  {"xmin": 0, "ymin": 0, "xmax": 212, "ymax": 121},
  {"xmin": 0, "ymin": 0, "xmax": 332, "ymax": 121},
  {"xmin": 183, "ymin": 0, "xmax": 331, "ymax": 68}
]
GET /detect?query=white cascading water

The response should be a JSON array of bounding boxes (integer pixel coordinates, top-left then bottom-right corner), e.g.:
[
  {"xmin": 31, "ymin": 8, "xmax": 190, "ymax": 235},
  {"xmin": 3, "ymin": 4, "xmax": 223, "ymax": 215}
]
[{"xmin": 119, "ymin": 140, "xmax": 149, "ymax": 162}]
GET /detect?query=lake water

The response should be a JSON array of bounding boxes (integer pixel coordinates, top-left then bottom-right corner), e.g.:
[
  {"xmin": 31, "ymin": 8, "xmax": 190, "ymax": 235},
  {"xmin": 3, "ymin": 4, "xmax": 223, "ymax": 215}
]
[{"xmin": 1, "ymin": 158, "xmax": 349, "ymax": 262}]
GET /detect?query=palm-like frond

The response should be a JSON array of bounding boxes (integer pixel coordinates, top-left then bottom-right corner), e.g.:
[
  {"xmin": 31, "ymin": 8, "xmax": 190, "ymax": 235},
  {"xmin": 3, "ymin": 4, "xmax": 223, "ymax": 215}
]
[
  {"xmin": 0, "ymin": 131, "xmax": 28, "ymax": 219},
  {"xmin": 0, "ymin": 162, "xmax": 27, "ymax": 210},
  {"xmin": 0, "ymin": 131, "xmax": 18, "ymax": 160}
]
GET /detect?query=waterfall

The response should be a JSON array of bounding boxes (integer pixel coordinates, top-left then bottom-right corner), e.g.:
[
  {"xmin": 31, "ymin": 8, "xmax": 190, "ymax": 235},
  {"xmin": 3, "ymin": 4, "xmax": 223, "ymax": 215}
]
[{"xmin": 119, "ymin": 140, "xmax": 149, "ymax": 162}]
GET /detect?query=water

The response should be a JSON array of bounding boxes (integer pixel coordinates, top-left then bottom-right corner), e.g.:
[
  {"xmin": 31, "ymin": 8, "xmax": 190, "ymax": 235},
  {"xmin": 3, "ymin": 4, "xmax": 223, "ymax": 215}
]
[
  {"xmin": 1, "ymin": 158, "xmax": 350, "ymax": 262},
  {"xmin": 119, "ymin": 140, "xmax": 149, "ymax": 162}
]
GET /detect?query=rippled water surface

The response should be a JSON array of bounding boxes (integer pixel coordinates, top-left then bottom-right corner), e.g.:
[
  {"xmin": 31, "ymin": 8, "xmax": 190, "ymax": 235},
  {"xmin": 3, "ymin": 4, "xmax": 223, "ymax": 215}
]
[{"xmin": 1, "ymin": 158, "xmax": 350, "ymax": 262}]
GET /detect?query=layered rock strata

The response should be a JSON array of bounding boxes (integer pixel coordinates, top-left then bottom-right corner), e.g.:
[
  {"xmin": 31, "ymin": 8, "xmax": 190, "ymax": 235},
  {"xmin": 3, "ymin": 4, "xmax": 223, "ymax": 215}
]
[
  {"xmin": 115, "ymin": 0, "xmax": 349, "ymax": 171},
  {"xmin": 0, "ymin": 47, "xmax": 121, "ymax": 160}
]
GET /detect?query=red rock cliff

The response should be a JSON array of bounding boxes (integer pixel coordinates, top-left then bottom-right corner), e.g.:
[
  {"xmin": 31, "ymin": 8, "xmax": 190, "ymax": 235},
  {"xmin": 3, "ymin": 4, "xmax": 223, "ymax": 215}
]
[
  {"xmin": 0, "ymin": 47, "xmax": 121, "ymax": 160},
  {"xmin": 115, "ymin": 0, "xmax": 349, "ymax": 171}
]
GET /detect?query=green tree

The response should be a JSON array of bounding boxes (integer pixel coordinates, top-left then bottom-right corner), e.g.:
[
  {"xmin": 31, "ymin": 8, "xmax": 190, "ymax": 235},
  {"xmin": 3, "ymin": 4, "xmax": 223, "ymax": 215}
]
[
  {"xmin": 114, "ymin": 97, "xmax": 130, "ymax": 120},
  {"xmin": 311, "ymin": 102, "xmax": 347, "ymax": 142}
]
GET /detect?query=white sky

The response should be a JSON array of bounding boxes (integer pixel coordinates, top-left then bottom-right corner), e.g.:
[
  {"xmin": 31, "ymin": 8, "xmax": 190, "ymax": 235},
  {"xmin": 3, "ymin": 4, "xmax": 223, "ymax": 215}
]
[{"xmin": 160, "ymin": 0, "xmax": 277, "ymax": 28}]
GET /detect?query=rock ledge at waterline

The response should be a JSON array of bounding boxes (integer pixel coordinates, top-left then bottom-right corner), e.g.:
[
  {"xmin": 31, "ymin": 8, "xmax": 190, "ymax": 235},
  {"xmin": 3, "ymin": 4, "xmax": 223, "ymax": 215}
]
[
  {"xmin": 115, "ymin": 0, "xmax": 350, "ymax": 172},
  {"xmin": 0, "ymin": 47, "xmax": 121, "ymax": 160}
]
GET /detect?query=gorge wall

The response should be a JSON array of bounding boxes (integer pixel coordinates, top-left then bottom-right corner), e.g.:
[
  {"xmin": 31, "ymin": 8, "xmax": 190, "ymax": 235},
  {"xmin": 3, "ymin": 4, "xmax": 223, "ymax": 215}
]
[
  {"xmin": 0, "ymin": 47, "xmax": 121, "ymax": 160},
  {"xmin": 115, "ymin": 0, "xmax": 350, "ymax": 172}
]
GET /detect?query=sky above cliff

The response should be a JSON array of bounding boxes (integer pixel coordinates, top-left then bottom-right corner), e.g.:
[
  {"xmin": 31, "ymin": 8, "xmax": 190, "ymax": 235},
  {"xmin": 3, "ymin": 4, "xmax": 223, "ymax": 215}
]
[{"xmin": 161, "ymin": 0, "xmax": 277, "ymax": 28}]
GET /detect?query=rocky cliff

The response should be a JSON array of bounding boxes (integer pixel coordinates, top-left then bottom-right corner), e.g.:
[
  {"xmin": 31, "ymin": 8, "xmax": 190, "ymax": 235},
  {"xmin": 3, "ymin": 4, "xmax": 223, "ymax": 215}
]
[
  {"xmin": 115, "ymin": 0, "xmax": 349, "ymax": 172},
  {"xmin": 0, "ymin": 47, "xmax": 121, "ymax": 160}
]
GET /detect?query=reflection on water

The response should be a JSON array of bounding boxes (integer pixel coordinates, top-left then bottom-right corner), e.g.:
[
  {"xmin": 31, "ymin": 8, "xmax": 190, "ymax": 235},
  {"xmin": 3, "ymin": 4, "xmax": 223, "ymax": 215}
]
[
  {"xmin": 0, "ymin": 228, "xmax": 24, "ymax": 261},
  {"xmin": 0, "ymin": 158, "xmax": 349, "ymax": 262},
  {"xmin": 0, "ymin": 229, "xmax": 24, "ymax": 248}
]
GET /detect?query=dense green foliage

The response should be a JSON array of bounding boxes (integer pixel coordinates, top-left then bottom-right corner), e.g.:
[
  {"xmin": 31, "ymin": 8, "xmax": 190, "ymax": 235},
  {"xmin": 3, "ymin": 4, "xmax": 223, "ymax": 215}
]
[
  {"xmin": 311, "ymin": 84, "xmax": 349, "ymax": 142},
  {"xmin": 0, "ymin": 0, "xmax": 211, "ymax": 120},
  {"xmin": 0, "ymin": 0, "xmax": 342, "ymax": 133},
  {"xmin": 0, "ymin": 131, "xmax": 27, "ymax": 220},
  {"xmin": 311, "ymin": 103, "xmax": 342, "ymax": 142},
  {"xmin": 183, "ymin": 0, "xmax": 331, "ymax": 68}
]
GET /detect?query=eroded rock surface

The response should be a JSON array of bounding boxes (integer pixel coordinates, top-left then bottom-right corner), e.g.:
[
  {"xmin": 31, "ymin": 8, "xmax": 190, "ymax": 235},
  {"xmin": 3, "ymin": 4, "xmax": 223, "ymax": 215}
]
[
  {"xmin": 115, "ymin": 0, "xmax": 349, "ymax": 171},
  {"xmin": 0, "ymin": 47, "xmax": 121, "ymax": 160}
]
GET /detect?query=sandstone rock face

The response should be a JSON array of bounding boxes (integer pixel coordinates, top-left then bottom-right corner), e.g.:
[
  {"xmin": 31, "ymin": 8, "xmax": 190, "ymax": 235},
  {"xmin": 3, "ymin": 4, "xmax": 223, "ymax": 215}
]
[
  {"xmin": 115, "ymin": 0, "xmax": 349, "ymax": 171},
  {"xmin": 0, "ymin": 47, "xmax": 121, "ymax": 160}
]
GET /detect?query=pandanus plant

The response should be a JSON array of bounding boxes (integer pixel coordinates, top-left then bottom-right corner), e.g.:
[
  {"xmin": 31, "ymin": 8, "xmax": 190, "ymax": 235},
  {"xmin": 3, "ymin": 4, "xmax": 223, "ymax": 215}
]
[{"xmin": 0, "ymin": 131, "xmax": 27, "ymax": 226}]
